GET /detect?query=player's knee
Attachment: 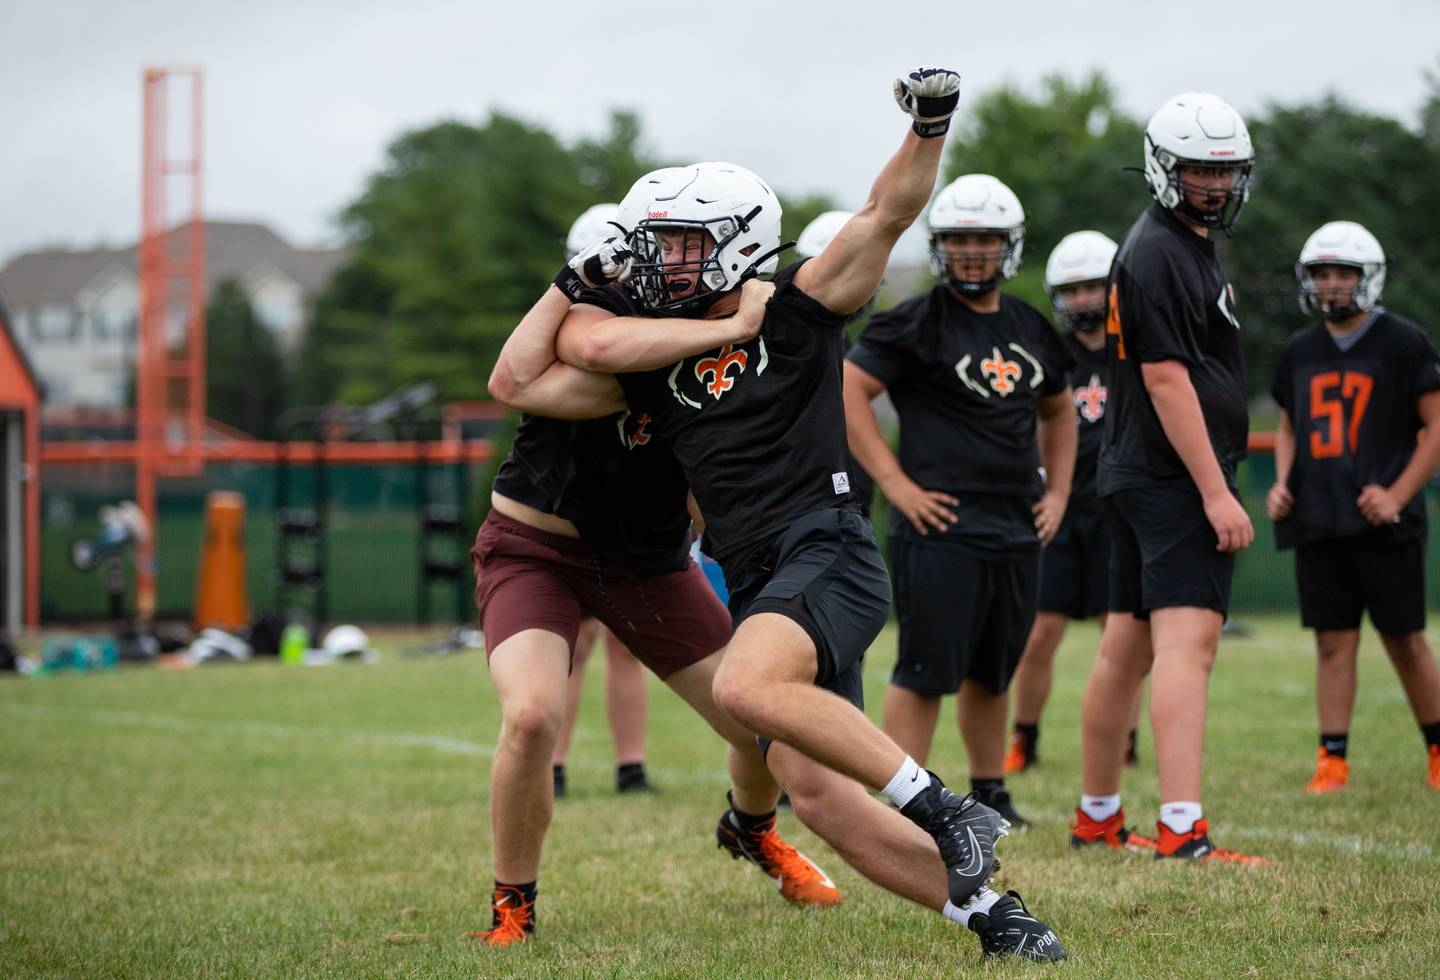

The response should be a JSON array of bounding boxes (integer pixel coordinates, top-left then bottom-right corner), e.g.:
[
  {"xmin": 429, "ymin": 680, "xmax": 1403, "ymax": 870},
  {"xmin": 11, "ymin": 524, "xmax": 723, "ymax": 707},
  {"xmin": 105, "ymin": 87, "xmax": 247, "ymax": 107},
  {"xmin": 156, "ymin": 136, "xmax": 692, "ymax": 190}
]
[
  {"xmin": 501, "ymin": 699, "xmax": 563, "ymax": 753},
  {"xmin": 711, "ymin": 665, "xmax": 766, "ymax": 730}
]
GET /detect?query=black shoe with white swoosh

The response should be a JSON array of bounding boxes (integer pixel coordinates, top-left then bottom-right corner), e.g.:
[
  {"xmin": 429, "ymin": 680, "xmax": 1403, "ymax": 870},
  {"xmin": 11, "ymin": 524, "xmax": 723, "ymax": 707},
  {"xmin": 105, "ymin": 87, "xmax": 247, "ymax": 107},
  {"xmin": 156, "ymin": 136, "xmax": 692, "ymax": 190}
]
[
  {"xmin": 967, "ymin": 891, "xmax": 1067, "ymax": 962},
  {"xmin": 899, "ymin": 772, "xmax": 1009, "ymax": 905}
]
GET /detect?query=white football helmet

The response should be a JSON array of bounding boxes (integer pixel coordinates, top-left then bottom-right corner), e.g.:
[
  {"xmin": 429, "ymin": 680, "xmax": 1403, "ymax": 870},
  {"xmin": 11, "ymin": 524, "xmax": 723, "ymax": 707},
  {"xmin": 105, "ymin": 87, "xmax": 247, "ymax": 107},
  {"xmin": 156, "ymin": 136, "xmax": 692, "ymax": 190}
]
[
  {"xmin": 1144, "ymin": 92, "xmax": 1254, "ymax": 233},
  {"xmin": 927, "ymin": 174, "xmax": 1025, "ymax": 296},
  {"xmin": 564, "ymin": 203, "xmax": 622, "ymax": 260},
  {"xmin": 616, "ymin": 161, "xmax": 784, "ymax": 315},
  {"xmin": 1296, "ymin": 220, "xmax": 1386, "ymax": 318},
  {"xmin": 1044, "ymin": 230, "xmax": 1117, "ymax": 331},
  {"xmin": 795, "ymin": 210, "xmax": 855, "ymax": 260}
]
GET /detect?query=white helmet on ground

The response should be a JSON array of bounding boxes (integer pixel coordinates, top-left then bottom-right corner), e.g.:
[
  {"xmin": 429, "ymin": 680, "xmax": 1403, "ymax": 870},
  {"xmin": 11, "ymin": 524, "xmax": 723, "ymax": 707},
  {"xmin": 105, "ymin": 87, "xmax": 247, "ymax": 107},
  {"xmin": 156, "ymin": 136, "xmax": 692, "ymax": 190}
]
[
  {"xmin": 1144, "ymin": 92, "xmax": 1254, "ymax": 233},
  {"xmin": 1296, "ymin": 220, "xmax": 1386, "ymax": 319},
  {"xmin": 321, "ymin": 624, "xmax": 375, "ymax": 662},
  {"xmin": 795, "ymin": 210, "xmax": 855, "ymax": 260},
  {"xmin": 927, "ymin": 174, "xmax": 1025, "ymax": 296},
  {"xmin": 565, "ymin": 203, "xmax": 622, "ymax": 260},
  {"xmin": 1044, "ymin": 230, "xmax": 1117, "ymax": 331},
  {"xmin": 616, "ymin": 161, "xmax": 785, "ymax": 316}
]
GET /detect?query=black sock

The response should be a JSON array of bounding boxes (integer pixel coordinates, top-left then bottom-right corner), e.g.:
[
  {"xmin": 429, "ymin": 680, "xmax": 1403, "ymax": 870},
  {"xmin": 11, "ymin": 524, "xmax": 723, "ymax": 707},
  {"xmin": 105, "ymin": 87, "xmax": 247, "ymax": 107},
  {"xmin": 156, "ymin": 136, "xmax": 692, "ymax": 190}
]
[
  {"xmin": 1421, "ymin": 720, "xmax": 1440, "ymax": 750},
  {"xmin": 1015, "ymin": 722, "xmax": 1039, "ymax": 756},
  {"xmin": 492, "ymin": 880, "xmax": 537, "ymax": 928},
  {"xmin": 971, "ymin": 777, "xmax": 1006, "ymax": 802},
  {"xmin": 1320, "ymin": 732, "xmax": 1349, "ymax": 759},
  {"xmin": 1125, "ymin": 728, "xmax": 1139, "ymax": 759},
  {"xmin": 727, "ymin": 790, "xmax": 776, "ymax": 833},
  {"xmin": 552, "ymin": 764, "xmax": 566, "ymax": 796},
  {"xmin": 616, "ymin": 762, "xmax": 649, "ymax": 791}
]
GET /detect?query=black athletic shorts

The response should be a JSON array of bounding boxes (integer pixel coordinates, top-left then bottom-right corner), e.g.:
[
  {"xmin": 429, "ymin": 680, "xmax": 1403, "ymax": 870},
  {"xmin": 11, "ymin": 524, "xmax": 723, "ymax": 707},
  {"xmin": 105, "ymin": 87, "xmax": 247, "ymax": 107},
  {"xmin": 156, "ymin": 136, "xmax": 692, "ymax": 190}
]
[
  {"xmin": 888, "ymin": 529, "xmax": 1039, "ymax": 696},
  {"xmin": 1106, "ymin": 483, "xmax": 1236, "ymax": 620},
  {"xmin": 727, "ymin": 507, "xmax": 892, "ymax": 711},
  {"xmin": 1038, "ymin": 504, "xmax": 1109, "ymax": 619},
  {"xmin": 1296, "ymin": 534, "xmax": 1426, "ymax": 635}
]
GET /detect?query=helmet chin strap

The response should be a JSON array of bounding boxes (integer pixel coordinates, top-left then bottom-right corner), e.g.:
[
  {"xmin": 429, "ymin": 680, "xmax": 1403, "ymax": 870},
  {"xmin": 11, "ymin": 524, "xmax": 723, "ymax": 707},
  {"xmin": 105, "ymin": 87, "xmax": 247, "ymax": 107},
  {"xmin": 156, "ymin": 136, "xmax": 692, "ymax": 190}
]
[{"xmin": 737, "ymin": 240, "xmax": 796, "ymax": 282}]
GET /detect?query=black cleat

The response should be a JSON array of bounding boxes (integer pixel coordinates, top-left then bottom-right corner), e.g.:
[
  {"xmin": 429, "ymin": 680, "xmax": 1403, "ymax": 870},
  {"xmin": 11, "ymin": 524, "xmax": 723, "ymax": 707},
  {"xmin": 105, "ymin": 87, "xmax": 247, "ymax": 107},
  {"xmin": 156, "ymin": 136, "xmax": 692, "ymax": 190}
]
[
  {"xmin": 900, "ymin": 772, "xmax": 1009, "ymax": 905},
  {"xmin": 616, "ymin": 764, "xmax": 658, "ymax": 794},
  {"xmin": 967, "ymin": 891, "xmax": 1066, "ymax": 961}
]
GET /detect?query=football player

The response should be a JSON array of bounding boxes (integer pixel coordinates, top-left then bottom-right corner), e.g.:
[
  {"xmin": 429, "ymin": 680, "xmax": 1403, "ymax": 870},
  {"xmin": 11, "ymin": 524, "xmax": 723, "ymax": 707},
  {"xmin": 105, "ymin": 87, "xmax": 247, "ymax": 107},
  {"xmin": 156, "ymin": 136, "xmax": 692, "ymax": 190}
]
[
  {"xmin": 472, "ymin": 230, "xmax": 841, "ymax": 948},
  {"xmin": 844, "ymin": 174, "xmax": 1077, "ymax": 830},
  {"xmin": 1004, "ymin": 231, "xmax": 1143, "ymax": 775},
  {"xmin": 490, "ymin": 68, "xmax": 1066, "ymax": 962},
  {"xmin": 1267, "ymin": 220, "xmax": 1440, "ymax": 793},
  {"xmin": 548, "ymin": 204, "xmax": 657, "ymax": 800},
  {"xmin": 1070, "ymin": 93, "xmax": 1266, "ymax": 864}
]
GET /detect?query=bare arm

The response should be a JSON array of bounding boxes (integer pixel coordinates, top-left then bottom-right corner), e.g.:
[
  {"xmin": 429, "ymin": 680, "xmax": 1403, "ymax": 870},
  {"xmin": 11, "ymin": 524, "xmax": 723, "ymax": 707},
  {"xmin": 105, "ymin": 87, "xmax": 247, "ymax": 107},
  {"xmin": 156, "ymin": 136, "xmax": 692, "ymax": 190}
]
[
  {"xmin": 843, "ymin": 360, "xmax": 956, "ymax": 534},
  {"xmin": 488, "ymin": 285, "xmax": 627, "ymax": 419},
  {"xmin": 1266, "ymin": 410, "xmax": 1295, "ymax": 521},
  {"xmin": 1142, "ymin": 358, "xmax": 1254, "ymax": 551},
  {"xmin": 555, "ymin": 280, "xmax": 773, "ymax": 373},
  {"xmin": 1032, "ymin": 390, "xmax": 1076, "ymax": 545},
  {"xmin": 1357, "ymin": 390, "xmax": 1440, "ymax": 525},
  {"xmin": 794, "ymin": 130, "xmax": 946, "ymax": 315}
]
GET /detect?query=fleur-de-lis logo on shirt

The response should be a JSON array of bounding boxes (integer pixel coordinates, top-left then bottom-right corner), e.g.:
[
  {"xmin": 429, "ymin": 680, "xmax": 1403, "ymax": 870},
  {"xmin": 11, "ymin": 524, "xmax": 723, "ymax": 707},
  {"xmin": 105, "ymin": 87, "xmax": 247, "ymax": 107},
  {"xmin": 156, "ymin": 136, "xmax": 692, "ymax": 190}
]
[
  {"xmin": 981, "ymin": 347, "xmax": 1023, "ymax": 396},
  {"xmin": 616, "ymin": 411, "xmax": 652, "ymax": 450},
  {"xmin": 694, "ymin": 344, "xmax": 749, "ymax": 400},
  {"xmin": 1074, "ymin": 373, "xmax": 1107, "ymax": 423}
]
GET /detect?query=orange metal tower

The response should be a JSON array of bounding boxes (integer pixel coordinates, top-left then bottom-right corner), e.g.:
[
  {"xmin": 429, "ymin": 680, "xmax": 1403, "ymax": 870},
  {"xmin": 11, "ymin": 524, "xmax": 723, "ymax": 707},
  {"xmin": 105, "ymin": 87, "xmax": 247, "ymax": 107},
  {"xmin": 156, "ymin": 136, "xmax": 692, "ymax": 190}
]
[{"xmin": 136, "ymin": 66, "xmax": 206, "ymax": 621}]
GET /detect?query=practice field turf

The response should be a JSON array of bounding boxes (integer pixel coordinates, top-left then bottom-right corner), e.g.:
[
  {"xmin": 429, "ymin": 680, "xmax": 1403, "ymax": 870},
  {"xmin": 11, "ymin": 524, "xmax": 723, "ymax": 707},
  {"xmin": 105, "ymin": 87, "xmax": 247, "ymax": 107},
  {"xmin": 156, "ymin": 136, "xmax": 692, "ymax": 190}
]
[{"xmin": 3, "ymin": 617, "xmax": 1438, "ymax": 978}]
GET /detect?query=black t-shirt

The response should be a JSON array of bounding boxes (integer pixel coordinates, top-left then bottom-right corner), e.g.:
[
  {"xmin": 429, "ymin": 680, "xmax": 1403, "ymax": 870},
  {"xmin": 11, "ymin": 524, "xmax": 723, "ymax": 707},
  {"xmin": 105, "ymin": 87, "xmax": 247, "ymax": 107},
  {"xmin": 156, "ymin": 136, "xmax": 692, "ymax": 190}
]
[
  {"xmin": 1270, "ymin": 311, "xmax": 1440, "ymax": 549},
  {"xmin": 847, "ymin": 287, "xmax": 1072, "ymax": 552},
  {"xmin": 491, "ymin": 412, "xmax": 693, "ymax": 576},
  {"xmin": 601, "ymin": 261, "xmax": 859, "ymax": 568},
  {"xmin": 1097, "ymin": 204, "xmax": 1249, "ymax": 494},
  {"xmin": 1062, "ymin": 330, "xmax": 1110, "ymax": 508}
]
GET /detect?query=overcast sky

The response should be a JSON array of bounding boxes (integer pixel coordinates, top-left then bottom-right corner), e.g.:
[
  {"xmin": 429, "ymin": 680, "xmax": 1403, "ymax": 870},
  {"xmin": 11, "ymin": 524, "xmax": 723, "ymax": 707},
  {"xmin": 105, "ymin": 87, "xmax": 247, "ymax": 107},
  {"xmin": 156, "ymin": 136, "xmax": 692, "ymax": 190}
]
[{"xmin": 2, "ymin": 0, "xmax": 1436, "ymax": 266}]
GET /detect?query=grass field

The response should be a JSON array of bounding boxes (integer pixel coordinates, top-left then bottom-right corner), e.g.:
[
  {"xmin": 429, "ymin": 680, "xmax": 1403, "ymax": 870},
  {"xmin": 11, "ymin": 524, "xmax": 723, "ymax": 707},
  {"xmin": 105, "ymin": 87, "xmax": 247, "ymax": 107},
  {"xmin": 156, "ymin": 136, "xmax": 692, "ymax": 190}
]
[{"xmin": 3, "ymin": 616, "xmax": 1438, "ymax": 978}]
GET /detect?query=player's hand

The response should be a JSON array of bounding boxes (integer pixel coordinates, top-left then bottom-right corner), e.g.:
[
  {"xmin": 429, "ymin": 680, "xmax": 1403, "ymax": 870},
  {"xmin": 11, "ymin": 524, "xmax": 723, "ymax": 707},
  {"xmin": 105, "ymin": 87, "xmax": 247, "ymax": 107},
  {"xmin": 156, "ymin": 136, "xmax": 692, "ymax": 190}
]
[
  {"xmin": 1032, "ymin": 489, "xmax": 1068, "ymax": 547},
  {"xmin": 732, "ymin": 279, "xmax": 775, "ymax": 341},
  {"xmin": 1265, "ymin": 482, "xmax": 1293, "ymax": 521},
  {"xmin": 883, "ymin": 474, "xmax": 958, "ymax": 535},
  {"xmin": 893, "ymin": 67, "xmax": 962, "ymax": 138},
  {"xmin": 554, "ymin": 237, "xmax": 636, "ymax": 300},
  {"xmin": 1356, "ymin": 484, "xmax": 1403, "ymax": 526},
  {"xmin": 1203, "ymin": 490, "xmax": 1254, "ymax": 553}
]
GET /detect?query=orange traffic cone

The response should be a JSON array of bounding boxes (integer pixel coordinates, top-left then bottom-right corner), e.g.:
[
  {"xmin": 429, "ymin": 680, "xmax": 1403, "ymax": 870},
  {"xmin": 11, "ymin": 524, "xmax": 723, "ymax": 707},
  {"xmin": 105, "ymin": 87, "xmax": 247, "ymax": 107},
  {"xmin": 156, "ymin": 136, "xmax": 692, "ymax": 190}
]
[{"xmin": 194, "ymin": 491, "xmax": 249, "ymax": 631}]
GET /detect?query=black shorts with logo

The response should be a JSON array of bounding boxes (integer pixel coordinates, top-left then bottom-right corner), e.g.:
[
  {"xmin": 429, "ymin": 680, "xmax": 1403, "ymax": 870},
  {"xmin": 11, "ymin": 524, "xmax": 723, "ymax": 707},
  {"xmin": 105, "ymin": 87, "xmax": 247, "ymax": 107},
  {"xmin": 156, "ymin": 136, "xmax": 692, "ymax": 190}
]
[
  {"xmin": 1038, "ymin": 504, "xmax": 1110, "ymax": 620},
  {"xmin": 727, "ymin": 507, "xmax": 892, "ymax": 711},
  {"xmin": 889, "ymin": 529, "xmax": 1039, "ymax": 696},
  {"xmin": 1296, "ymin": 534, "xmax": 1426, "ymax": 635},
  {"xmin": 1106, "ymin": 483, "xmax": 1236, "ymax": 619}
]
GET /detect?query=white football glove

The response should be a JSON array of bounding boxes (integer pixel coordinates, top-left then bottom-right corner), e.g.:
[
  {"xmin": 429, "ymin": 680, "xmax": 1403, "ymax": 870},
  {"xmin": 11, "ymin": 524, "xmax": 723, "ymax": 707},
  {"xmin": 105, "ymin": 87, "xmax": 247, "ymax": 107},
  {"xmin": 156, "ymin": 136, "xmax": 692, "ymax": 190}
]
[
  {"xmin": 554, "ymin": 237, "xmax": 635, "ymax": 301},
  {"xmin": 894, "ymin": 67, "xmax": 962, "ymax": 138}
]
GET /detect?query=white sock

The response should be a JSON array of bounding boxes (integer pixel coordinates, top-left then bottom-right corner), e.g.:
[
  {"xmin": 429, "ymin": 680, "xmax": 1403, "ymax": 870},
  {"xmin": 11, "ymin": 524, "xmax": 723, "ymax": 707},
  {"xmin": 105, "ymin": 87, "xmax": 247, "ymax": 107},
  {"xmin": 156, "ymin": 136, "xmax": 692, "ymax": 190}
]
[
  {"xmin": 1080, "ymin": 793, "xmax": 1121, "ymax": 822},
  {"xmin": 943, "ymin": 887, "xmax": 1002, "ymax": 926},
  {"xmin": 881, "ymin": 756, "xmax": 930, "ymax": 809},
  {"xmin": 1160, "ymin": 801, "xmax": 1202, "ymax": 834}
]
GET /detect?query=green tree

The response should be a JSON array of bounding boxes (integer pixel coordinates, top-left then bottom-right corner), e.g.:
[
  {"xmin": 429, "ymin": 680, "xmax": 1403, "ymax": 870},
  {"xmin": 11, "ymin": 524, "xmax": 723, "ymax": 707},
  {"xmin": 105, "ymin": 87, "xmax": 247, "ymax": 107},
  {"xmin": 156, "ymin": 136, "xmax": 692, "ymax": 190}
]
[
  {"xmin": 302, "ymin": 111, "xmax": 667, "ymax": 405},
  {"xmin": 205, "ymin": 279, "xmax": 286, "ymax": 437}
]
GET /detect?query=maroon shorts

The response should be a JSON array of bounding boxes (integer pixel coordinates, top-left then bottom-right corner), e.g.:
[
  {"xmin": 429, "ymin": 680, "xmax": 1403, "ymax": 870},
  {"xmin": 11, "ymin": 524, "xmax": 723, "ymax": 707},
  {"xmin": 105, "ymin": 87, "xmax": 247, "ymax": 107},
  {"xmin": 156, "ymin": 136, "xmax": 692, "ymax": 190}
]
[{"xmin": 471, "ymin": 511, "xmax": 731, "ymax": 679}]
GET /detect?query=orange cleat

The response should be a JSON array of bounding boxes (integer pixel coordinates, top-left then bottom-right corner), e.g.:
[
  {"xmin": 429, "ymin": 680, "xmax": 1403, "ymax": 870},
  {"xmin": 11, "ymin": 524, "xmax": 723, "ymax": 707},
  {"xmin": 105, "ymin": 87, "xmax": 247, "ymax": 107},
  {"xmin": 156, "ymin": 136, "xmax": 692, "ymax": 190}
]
[
  {"xmin": 1428, "ymin": 745, "xmax": 1440, "ymax": 791},
  {"xmin": 1154, "ymin": 819, "xmax": 1268, "ymax": 866},
  {"xmin": 717, "ymin": 810, "xmax": 842, "ymax": 907},
  {"xmin": 1003, "ymin": 732, "xmax": 1033, "ymax": 775},
  {"xmin": 469, "ymin": 885, "xmax": 535, "ymax": 947},
  {"xmin": 1305, "ymin": 747, "xmax": 1349, "ymax": 795},
  {"xmin": 1069, "ymin": 807, "xmax": 1156, "ymax": 852}
]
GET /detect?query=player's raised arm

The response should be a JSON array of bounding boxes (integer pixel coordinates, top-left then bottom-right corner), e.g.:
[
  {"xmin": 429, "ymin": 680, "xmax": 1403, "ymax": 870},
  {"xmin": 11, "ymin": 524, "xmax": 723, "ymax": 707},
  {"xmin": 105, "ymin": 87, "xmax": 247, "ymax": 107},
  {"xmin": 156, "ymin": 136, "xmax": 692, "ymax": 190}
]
[{"xmin": 795, "ymin": 67, "xmax": 960, "ymax": 315}]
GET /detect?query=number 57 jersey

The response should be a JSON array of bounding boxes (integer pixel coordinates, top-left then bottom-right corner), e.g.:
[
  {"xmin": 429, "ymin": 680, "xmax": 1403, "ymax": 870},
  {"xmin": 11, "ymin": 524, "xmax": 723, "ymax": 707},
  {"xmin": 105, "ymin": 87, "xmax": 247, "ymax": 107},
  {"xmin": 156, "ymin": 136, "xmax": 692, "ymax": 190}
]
[{"xmin": 1270, "ymin": 310, "xmax": 1440, "ymax": 549}]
